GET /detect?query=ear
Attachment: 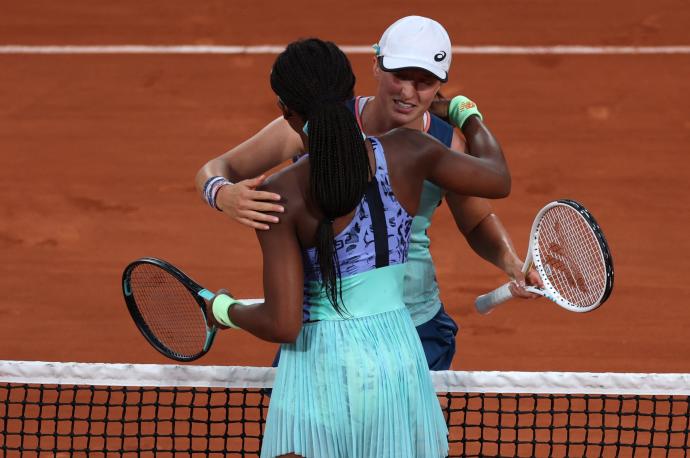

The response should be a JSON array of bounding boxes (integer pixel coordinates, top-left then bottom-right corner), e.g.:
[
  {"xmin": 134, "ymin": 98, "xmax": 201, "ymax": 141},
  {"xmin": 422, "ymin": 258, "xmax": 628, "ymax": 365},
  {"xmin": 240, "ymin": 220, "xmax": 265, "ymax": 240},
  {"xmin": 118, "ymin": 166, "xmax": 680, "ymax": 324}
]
[
  {"xmin": 372, "ymin": 57, "xmax": 382, "ymax": 81},
  {"xmin": 283, "ymin": 112, "xmax": 307, "ymax": 138},
  {"xmin": 277, "ymin": 98, "xmax": 294, "ymax": 120}
]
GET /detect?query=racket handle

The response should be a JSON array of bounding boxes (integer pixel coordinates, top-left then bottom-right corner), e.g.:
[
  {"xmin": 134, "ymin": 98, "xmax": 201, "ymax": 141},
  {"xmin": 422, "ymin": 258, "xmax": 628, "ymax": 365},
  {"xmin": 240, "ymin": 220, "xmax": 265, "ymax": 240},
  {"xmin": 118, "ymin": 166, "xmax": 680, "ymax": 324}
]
[
  {"xmin": 475, "ymin": 283, "xmax": 514, "ymax": 314},
  {"xmin": 198, "ymin": 289, "xmax": 215, "ymax": 301}
]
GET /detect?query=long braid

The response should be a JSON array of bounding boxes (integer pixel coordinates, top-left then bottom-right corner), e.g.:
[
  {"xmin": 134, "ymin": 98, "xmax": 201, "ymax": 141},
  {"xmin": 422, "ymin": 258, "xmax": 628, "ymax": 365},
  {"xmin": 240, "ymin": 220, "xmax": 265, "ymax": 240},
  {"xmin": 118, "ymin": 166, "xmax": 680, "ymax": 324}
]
[{"xmin": 270, "ymin": 39, "xmax": 370, "ymax": 314}]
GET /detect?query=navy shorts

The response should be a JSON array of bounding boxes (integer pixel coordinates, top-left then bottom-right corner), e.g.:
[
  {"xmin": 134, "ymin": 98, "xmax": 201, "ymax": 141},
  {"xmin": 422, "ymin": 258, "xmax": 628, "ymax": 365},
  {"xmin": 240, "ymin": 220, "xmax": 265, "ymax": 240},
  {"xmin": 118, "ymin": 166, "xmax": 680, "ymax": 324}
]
[
  {"xmin": 416, "ymin": 304, "xmax": 458, "ymax": 371},
  {"xmin": 271, "ymin": 304, "xmax": 458, "ymax": 371}
]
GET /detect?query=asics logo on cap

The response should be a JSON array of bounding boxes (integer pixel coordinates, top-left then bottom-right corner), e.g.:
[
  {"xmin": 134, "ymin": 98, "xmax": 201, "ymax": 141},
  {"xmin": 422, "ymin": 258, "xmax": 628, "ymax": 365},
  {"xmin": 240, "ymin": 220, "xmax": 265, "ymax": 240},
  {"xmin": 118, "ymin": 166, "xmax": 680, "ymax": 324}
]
[{"xmin": 434, "ymin": 51, "xmax": 447, "ymax": 62}]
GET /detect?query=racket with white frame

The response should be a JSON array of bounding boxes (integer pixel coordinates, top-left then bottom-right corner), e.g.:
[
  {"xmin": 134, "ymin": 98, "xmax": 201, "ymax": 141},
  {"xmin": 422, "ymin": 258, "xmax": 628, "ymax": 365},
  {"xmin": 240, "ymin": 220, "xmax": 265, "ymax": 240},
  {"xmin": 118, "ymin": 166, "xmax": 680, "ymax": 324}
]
[
  {"xmin": 122, "ymin": 257, "xmax": 261, "ymax": 361},
  {"xmin": 475, "ymin": 199, "xmax": 614, "ymax": 314}
]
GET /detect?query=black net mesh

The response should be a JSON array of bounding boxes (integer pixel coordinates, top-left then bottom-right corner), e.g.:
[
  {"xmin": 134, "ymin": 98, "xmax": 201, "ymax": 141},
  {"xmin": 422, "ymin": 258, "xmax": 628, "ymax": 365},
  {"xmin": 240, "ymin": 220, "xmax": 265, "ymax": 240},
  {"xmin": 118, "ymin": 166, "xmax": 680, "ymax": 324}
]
[{"xmin": 2, "ymin": 364, "xmax": 689, "ymax": 457}]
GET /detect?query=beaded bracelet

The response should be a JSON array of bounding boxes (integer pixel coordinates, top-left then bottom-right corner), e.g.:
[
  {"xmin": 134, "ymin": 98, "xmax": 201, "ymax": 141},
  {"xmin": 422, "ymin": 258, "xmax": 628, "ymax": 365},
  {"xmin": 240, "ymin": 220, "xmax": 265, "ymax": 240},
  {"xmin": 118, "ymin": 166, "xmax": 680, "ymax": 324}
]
[{"xmin": 203, "ymin": 176, "xmax": 232, "ymax": 211}]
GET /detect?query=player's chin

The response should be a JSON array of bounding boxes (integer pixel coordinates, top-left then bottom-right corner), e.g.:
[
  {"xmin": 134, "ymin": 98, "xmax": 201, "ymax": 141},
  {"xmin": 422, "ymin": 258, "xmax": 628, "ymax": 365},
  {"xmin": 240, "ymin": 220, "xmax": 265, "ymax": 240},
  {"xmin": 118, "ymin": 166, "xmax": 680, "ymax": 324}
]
[{"xmin": 389, "ymin": 106, "xmax": 421, "ymax": 126}]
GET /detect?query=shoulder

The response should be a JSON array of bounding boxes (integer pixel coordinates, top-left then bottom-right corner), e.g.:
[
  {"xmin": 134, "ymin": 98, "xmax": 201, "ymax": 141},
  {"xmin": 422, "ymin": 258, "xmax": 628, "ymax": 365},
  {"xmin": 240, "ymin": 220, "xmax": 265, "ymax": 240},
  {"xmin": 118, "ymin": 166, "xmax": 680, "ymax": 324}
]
[
  {"xmin": 258, "ymin": 157, "xmax": 309, "ymax": 218},
  {"xmin": 381, "ymin": 127, "xmax": 442, "ymax": 149},
  {"xmin": 260, "ymin": 156, "xmax": 307, "ymax": 193},
  {"xmin": 375, "ymin": 129, "xmax": 443, "ymax": 171}
]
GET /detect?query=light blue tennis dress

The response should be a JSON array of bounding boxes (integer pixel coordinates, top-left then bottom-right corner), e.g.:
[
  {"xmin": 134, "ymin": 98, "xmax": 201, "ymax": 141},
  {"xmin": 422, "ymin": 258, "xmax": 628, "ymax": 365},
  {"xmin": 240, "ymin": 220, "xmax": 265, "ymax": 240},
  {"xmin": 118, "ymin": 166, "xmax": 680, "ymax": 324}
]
[{"xmin": 260, "ymin": 138, "xmax": 448, "ymax": 458}]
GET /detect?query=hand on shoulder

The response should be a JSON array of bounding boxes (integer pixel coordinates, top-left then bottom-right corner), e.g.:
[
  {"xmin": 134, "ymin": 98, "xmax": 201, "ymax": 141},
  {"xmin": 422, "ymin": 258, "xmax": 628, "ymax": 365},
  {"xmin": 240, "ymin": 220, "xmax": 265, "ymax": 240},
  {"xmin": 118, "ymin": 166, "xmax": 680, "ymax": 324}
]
[{"xmin": 215, "ymin": 175, "xmax": 284, "ymax": 230}]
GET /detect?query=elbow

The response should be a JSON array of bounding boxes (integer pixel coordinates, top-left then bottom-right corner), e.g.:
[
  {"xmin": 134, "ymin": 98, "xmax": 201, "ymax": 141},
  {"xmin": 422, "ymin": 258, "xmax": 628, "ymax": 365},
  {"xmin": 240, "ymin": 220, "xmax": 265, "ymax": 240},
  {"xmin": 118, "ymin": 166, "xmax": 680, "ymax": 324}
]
[
  {"xmin": 486, "ymin": 171, "xmax": 511, "ymax": 199},
  {"xmin": 194, "ymin": 166, "xmax": 208, "ymax": 193},
  {"xmin": 272, "ymin": 328, "xmax": 300, "ymax": 344},
  {"xmin": 269, "ymin": 320, "xmax": 302, "ymax": 344},
  {"xmin": 258, "ymin": 293, "xmax": 304, "ymax": 343},
  {"xmin": 498, "ymin": 173, "xmax": 511, "ymax": 198}
]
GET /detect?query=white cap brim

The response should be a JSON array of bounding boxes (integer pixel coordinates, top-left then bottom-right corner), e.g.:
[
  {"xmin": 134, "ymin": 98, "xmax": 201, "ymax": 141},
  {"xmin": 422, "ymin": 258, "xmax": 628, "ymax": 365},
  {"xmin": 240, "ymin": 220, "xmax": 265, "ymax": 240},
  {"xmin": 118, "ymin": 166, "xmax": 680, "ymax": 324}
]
[{"xmin": 379, "ymin": 55, "xmax": 448, "ymax": 82}]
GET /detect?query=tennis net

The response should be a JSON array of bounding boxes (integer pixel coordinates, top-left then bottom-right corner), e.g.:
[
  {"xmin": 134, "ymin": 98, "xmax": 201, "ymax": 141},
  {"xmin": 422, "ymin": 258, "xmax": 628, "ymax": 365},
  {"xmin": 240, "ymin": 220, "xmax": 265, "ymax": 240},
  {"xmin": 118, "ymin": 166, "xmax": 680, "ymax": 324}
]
[{"xmin": 2, "ymin": 361, "xmax": 690, "ymax": 457}]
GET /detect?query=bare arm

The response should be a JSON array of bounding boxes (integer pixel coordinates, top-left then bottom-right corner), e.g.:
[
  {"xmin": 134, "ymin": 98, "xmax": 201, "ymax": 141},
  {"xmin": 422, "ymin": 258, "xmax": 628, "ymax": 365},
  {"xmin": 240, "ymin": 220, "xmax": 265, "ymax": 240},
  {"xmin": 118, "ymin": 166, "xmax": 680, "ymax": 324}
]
[
  {"xmin": 194, "ymin": 117, "xmax": 305, "ymax": 230},
  {"xmin": 445, "ymin": 117, "xmax": 542, "ymax": 295},
  {"xmin": 422, "ymin": 116, "xmax": 511, "ymax": 198},
  {"xmin": 447, "ymin": 196, "xmax": 519, "ymax": 268},
  {"xmin": 217, "ymin": 178, "xmax": 304, "ymax": 343},
  {"xmin": 446, "ymin": 117, "xmax": 522, "ymax": 273}
]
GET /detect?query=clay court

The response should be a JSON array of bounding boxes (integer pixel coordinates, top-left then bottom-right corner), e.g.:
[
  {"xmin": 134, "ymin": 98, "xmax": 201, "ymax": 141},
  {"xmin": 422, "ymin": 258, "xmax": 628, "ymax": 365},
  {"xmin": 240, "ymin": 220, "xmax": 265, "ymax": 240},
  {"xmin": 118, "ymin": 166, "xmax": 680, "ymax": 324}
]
[{"xmin": 1, "ymin": 0, "xmax": 690, "ymax": 376}]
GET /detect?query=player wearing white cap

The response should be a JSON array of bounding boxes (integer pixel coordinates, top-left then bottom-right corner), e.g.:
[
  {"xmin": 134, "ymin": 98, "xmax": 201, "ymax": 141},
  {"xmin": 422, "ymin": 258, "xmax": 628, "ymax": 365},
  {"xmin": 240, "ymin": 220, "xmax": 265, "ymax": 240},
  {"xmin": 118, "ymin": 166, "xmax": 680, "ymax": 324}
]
[
  {"xmin": 375, "ymin": 15, "xmax": 452, "ymax": 81},
  {"xmin": 196, "ymin": 16, "xmax": 540, "ymax": 371}
]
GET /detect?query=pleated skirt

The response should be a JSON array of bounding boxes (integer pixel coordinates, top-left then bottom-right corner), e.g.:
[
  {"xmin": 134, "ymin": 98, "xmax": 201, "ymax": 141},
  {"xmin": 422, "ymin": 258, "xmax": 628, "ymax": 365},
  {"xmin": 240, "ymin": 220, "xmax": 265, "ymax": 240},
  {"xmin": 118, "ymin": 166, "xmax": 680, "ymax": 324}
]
[{"xmin": 260, "ymin": 307, "xmax": 448, "ymax": 458}]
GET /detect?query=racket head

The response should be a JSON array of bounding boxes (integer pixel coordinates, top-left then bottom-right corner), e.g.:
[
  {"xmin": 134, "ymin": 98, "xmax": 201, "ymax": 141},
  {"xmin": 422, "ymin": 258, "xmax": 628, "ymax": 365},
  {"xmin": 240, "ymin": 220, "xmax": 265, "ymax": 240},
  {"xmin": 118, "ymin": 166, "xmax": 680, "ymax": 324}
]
[
  {"xmin": 122, "ymin": 257, "xmax": 216, "ymax": 362},
  {"xmin": 529, "ymin": 200, "xmax": 614, "ymax": 312}
]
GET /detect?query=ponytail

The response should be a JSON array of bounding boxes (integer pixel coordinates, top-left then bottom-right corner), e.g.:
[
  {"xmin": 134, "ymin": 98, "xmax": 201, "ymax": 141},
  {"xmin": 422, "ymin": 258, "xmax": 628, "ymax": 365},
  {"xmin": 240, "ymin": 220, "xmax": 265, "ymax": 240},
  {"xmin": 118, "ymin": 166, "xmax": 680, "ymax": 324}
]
[{"xmin": 271, "ymin": 39, "xmax": 370, "ymax": 313}]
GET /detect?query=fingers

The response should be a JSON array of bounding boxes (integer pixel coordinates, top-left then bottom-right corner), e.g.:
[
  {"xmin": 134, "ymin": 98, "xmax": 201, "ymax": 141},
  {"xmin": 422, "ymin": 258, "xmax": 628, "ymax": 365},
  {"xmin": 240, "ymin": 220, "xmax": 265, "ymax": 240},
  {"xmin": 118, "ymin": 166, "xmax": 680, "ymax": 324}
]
[
  {"xmin": 222, "ymin": 177, "xmax": 282, "ymax": 203},
  {"xmin": 214, "ymin": 176, "xmax": 284, "ymax": 229},
  {"xmin": 237, "ymin": 213, "xmax": 277, "ymax": 231},
  {"xmin": 215, "ymin": 288, "xmax": 234, "ymax": 298},
  {"xmin": 429, "ymin": 98, "xmax": 450, "ymax": 120},
  {"xmin": 234, "ymin": 212, "xmax": 278, "ymax": 231},
  {"xmin": 235, "ymin": 202, "xmax": 284, "ymax": 229},
  {"xmin": 245, "ymin": 189, "xmax": 283, "ymax": 205},
  {"xmin": 525, "ymin": 268, "xmax": 545, "ymax": 289},
  {"xmin": 242, "ymin": 206, "xmax": 282, "ymax": 220},
  {"xmin": 243, "ymin": 174, "xmax": 267, "ymax": 188},
  {"xmin": 205, "ymin": 289, "xmax": 234, "ymax": 330},
  {"xmin": 507, "ymin": 265, "xmax": 542, "ymax": 299},
  {"xmin": 508, "ymin": 281, "xmax": 539, "ymax": 299},
  {"xmin": 237, "ymin": 219, "xmax": 270, "ymax": 231}
]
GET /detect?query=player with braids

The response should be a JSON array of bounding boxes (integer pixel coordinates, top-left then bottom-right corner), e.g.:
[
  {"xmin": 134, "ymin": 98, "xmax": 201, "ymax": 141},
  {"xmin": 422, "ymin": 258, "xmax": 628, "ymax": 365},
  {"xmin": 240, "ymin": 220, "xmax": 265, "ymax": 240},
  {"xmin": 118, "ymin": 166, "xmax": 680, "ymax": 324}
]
[
  {"xmin": 270, "ymin": 40, "xmax": 370, "ymax": 311},
  {"xmin": 205, "ymin": 38, "xmax": 511, "ymax": 458},
  {"xmin": 197, "ymin": 16, "xmax": 541, "ymax": 373}
]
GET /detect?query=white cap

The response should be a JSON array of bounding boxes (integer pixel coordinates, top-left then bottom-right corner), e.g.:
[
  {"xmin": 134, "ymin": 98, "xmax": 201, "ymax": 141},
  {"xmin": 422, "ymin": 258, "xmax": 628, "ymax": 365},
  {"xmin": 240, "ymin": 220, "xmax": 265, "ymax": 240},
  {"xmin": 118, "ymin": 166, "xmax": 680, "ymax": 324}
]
[{"xmin": 375, "ymin": 16, "xmax": 452, "ymax": 82}]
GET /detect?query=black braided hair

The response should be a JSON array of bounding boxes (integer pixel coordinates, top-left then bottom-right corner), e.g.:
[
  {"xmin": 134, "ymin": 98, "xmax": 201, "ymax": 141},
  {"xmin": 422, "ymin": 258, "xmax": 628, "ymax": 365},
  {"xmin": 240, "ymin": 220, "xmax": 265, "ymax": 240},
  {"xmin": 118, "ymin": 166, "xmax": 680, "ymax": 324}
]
[{"xmin": 270, "ymin": 38, "xmax": 370, "ymax": 315}]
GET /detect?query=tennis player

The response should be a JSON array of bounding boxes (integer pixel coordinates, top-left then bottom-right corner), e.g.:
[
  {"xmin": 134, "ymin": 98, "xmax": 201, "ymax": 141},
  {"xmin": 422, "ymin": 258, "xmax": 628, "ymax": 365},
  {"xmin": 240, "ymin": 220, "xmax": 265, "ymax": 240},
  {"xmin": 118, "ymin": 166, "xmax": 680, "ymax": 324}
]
[
  {"xmin": 207, "ymin": 38, "xmax": 511, "ymax": 458},
  {"xmin": 196, "ymin": 16, "xmax": 540, "ymax": 371}
]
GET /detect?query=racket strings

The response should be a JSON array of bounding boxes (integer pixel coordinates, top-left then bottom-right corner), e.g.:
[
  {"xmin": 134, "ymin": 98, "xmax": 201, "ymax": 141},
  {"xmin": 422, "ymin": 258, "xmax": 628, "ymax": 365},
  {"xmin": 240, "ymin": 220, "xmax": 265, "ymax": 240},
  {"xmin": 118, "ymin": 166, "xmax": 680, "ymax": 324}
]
[
  {"xmin": 536, "ymin": 206, "xmax": 606, "ymax": 308},
  {"xmin": 128, "ymin": 264, "xmax": 208, "ymax": 358}
]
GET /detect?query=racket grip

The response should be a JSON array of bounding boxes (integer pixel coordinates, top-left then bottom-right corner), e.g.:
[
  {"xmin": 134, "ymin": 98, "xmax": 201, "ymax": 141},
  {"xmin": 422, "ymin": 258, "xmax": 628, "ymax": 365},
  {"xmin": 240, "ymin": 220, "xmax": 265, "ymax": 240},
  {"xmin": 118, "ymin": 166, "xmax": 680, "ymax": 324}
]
[
  {"xmin": 475, "ymin": 283, "xmax": 514, "ymax": 314},
  {"xmin": 198, "ymin": 289, "xmax": 215, "ymax": 301}
]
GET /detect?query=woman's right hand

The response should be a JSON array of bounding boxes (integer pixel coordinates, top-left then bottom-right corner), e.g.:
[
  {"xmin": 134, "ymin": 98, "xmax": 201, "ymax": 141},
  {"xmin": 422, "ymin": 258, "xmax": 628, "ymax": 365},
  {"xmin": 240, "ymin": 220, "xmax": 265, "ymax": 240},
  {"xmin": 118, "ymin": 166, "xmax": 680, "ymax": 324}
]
[
  {"xmin": 204, "ymin": 288, "xmax": 234, "ymax": 330},
  {"xmin": 430, "ymin": 91, "xmax": 451, "ymax": 122},
  {"xmin": 215, "ymin": 175, "xmax": 284, "ymax": 230}
]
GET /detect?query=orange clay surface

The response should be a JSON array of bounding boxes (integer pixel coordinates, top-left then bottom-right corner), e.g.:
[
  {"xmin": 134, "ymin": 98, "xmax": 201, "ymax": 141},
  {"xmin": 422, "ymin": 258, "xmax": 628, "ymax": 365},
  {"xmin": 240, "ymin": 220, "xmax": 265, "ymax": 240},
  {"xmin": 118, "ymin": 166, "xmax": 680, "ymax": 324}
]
[{"xmin": 1, "ymin": 1, "xmax": 690, "ymax": 373}]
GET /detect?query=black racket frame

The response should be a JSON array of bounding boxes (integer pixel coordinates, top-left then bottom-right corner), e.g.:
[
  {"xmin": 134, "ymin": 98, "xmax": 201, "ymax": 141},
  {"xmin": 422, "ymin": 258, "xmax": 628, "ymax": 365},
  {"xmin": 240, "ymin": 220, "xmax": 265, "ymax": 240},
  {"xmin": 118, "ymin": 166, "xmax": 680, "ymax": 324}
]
[
  {"xmin": 557, "ymin": 199, "xmax": 615, "ymax": 305},
  {"xmin": 122, "ymin": 257, "xmax": 216, "ymax": 362}
]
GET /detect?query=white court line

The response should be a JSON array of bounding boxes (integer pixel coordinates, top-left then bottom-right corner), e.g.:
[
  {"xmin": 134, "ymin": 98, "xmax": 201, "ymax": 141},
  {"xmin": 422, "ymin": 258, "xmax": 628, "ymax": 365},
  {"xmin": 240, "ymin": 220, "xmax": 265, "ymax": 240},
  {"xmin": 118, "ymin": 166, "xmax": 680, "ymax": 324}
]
[{"xmin": 1, "ymin": 45, "xmax": 690, "ymax": 55}]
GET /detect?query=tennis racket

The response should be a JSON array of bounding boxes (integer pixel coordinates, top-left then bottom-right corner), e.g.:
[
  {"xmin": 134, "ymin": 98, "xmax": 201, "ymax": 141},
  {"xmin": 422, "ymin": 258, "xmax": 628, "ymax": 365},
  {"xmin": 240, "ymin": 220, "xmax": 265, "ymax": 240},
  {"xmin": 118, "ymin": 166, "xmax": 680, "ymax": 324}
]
[
  {"xmin": 475, "ymin": 199, "xmax": 614, "ymax": 314},
  {"xmin": 122, "ymin": 257, "xmax": 219, "ymax": 361}
]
